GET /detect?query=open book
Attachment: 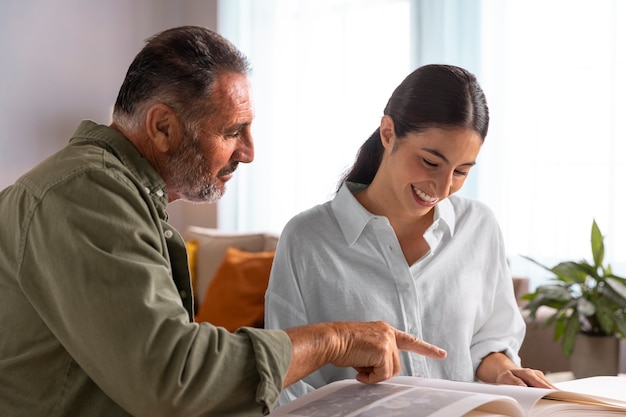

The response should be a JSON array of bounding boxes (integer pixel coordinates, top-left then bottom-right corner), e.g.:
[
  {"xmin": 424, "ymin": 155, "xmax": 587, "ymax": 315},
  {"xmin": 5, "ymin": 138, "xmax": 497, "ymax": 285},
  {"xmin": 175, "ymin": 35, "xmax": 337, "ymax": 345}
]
[{"xmin": 269, "ymin": 376, "xmax": 626, "ymax": 417}]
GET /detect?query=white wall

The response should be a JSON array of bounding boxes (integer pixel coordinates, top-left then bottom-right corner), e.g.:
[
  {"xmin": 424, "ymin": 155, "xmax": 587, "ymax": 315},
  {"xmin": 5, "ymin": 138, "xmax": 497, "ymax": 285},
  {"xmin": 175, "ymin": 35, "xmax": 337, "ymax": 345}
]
[{"xmin": 0, "ymin": 0, "xmax": 220, "ymax": 232}]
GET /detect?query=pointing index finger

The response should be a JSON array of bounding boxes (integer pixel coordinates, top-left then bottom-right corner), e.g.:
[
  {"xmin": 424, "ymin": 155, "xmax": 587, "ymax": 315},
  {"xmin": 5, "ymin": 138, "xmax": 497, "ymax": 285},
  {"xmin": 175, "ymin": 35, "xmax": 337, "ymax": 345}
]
[{"xmin": 395, "ymin": 329, "xmax": 447, "ymax": 359}]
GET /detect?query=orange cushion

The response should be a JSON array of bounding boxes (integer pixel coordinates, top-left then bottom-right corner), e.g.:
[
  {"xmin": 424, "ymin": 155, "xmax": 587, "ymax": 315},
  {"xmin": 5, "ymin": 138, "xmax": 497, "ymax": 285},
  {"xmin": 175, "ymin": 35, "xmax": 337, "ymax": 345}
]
[
  {"xmin": 195, "ymin": 246, "xmax": 275, "ymax": 331},
  {"xmin": 185, "ymin": 240, "xmax": 199, "ymax": 294}
]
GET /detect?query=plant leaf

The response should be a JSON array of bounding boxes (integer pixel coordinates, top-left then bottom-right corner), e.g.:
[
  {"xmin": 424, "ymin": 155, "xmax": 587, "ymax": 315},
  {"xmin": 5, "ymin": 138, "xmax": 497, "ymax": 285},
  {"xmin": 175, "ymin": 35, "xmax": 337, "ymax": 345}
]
[
  {"xmin": 524, "ymin": 286, "xmax": 572, "ymax": 313},
  {"xmin": 596, "ymin": 302, "xmax": 616, "ymax": 335},
  {"xmin": 577, "ymin": 297, "xmax": 596, "ymax": 316},
  {"xmin": 606, "ymin": 278, "xmax": 626, "ymax": 303},
  {"xmin": 602, "ymin": 285, "xmax": 626, "ymax": 309},
  {"xmin": 554, "ymin": 317, "xmax": 565, "ymax": 341},
  {"xmin": 591, "ymin": 219, "xmax": 604, "ymax": 268},
  {"xmin": 551, "ymin": 261, "xmax": 592, "ymax": 284},
  {"xmin": 606, "ymin": 273, "xmax": 626, "ymax": 284},
  {"xmin": 520, "ymin": 255, "xmax": 552, "ymax": 272},
  {"xmin": 536, "ymin": 284, "xmax": 571, "ymax": 299},
  {"xmin": 562, "ymin": 314, "xmax": 582, "ymax": 357},
  {"xmin": 612, "ymin": 313, "xmax": 626, "ymax": 338}
]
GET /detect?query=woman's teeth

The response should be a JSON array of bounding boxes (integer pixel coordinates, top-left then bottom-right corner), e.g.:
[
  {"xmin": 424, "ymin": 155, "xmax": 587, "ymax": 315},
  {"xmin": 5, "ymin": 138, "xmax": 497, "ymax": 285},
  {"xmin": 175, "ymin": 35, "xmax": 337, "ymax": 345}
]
[{"xmin": 413, "ymin": 186, "xmax": 438, "ymax": 203}]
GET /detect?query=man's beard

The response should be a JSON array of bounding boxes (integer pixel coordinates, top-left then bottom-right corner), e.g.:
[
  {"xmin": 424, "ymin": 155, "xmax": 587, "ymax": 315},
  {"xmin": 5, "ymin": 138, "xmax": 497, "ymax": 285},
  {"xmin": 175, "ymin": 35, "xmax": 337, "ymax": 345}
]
[{"xmin": 164, "ymin": 131, "xmax": 236, "ymax": 204}]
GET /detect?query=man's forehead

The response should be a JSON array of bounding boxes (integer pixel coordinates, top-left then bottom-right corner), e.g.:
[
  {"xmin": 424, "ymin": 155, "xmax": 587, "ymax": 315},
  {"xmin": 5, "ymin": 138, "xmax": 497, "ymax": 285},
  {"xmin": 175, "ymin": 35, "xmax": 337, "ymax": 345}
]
[{"xmin": 203, "ymin": 73, "xmax": 254, "ymax": 128}]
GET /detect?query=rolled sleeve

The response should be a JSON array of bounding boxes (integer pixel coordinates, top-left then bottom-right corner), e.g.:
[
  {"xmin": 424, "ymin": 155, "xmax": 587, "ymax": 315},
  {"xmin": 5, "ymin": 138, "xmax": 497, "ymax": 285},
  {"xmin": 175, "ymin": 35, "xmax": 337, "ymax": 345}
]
[{"xmin": 238, "ymin": 327, "xmax": 292, "ymax": 414}]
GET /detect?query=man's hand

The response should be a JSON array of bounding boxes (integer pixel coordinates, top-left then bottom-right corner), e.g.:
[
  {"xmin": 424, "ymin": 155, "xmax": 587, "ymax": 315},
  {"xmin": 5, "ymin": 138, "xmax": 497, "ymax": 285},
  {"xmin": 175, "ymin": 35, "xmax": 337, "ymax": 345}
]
[{"xmin": 283, "ymin": 321, "xmax": 446, "ymax": 388}]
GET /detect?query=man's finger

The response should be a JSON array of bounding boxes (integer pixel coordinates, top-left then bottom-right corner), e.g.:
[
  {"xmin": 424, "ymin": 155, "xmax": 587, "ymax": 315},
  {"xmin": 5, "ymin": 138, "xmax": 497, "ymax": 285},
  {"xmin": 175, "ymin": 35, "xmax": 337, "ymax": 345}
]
[
  {"xmin": 395, "ymin": 330, "xmax": 447, "ymax": 359},
  {"xmin": 354, "ymin": 351, "xmax": 398, "ymax": 384}
]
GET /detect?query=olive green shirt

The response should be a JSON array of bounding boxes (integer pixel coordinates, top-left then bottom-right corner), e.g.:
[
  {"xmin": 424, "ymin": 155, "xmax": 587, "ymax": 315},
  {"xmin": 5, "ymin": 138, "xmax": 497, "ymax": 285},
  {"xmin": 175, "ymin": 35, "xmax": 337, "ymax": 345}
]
[{"xmin": 0, "ymin": 121, "xmax": 291, "ymax": 416}]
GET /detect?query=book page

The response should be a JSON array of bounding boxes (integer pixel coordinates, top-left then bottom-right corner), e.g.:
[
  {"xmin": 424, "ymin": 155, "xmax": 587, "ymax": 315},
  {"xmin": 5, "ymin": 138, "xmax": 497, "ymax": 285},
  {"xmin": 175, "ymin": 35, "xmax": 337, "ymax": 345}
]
[
  {"xmin": 390, "ymin": 376, "xmax": 554, "ymax": 415},
  {"xmin": 553, "ymin": 376, "xmax": 626, "ymax": 407},
  {"xmin": 392, "ymin": 375, "xmax": 626, "ymax": 414},
  {"xmin": 269, "ymin": 380, "xmax": 524, "ymax": 417},
  {"xmin": 528, "ymin": 398, "xmax": 626, "ymax": 417}
]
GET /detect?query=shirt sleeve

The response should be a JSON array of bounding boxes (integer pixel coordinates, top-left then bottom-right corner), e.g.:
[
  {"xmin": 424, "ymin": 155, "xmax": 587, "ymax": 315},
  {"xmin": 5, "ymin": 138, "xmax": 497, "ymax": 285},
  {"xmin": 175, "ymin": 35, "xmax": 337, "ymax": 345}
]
[
  {"xmin": 18, "ymin": 169, "xmax": 291, "ymax": 416},
  {"xmin": 264, "ymin": 222, "xmax": 318, "ymax": 404},
  {"xmin": 469, "ymin": 220, "xmax": 525, "ymax": 372}
]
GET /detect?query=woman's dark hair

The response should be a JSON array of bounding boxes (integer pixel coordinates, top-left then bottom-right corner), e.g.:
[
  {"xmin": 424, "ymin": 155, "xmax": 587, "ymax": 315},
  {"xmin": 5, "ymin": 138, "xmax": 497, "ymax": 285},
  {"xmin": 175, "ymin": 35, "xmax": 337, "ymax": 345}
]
[
  {"xmin": 339, "ymin": 64, "xmax": 489, "ymax": 189},
  {"xmin": 112, "ymin": 26, "xmax": 250, "ymax": 132}
]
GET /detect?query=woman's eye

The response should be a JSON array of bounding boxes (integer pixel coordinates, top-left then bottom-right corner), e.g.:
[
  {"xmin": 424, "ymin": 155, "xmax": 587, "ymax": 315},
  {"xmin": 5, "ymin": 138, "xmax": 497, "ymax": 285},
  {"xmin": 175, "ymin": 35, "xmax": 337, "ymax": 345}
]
[
  {"xmin": 454, "ymin": 169, "xmax": 468, "ymax": 177},
  {"xmin": 423, "ymin": 159, "xmax": 438, "ymax": 168}
]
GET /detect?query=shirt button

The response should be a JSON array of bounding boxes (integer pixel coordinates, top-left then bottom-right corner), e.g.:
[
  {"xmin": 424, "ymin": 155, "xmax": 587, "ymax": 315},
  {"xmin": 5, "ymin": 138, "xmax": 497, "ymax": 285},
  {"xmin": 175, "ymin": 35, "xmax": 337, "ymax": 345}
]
[
  {"xmin": 410, "ymin": 327, "xmax": 418, "ymax": 335},
  {"xmin": 144, "ymin": 187, "xmax": 151, "ymax": 194},
  {"xmin": 164, "ymin": 230, "xmax": 174, "ymax": 239},
  {"xmin": 156, "ymin": 189, "xmax": 164, "ymax": 197},
  {"xmin": 179, "ymin": 290, "xmax": 187, "ymax": 299},
  {"xmin": 417, "ymin": 373, "xmax": 426, "ymax": 378}
]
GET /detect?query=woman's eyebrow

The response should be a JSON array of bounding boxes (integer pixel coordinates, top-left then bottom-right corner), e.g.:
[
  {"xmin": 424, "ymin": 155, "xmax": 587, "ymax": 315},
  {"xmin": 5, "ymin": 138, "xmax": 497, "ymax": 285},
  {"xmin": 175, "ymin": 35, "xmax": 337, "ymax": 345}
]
[
  {"xmin": 422, "ymin": 148, "xmax": 476, "ymax": 167},
  {"xmin": 422, "ymin": 148, "xmax": 448, "ymax": 162}
]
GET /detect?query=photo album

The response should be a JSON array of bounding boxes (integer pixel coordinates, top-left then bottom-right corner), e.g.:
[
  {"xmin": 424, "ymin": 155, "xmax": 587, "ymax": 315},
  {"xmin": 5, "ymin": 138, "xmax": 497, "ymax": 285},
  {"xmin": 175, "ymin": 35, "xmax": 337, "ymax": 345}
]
[{"xmin": 269, "ymin": 375, "xmax": 626, "ymax": 417}]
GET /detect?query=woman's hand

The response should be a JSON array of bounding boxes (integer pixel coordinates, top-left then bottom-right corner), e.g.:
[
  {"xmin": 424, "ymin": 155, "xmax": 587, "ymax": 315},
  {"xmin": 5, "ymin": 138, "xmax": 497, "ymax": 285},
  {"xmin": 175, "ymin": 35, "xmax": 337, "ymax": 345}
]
[{"xmin": 476, "ymin": 352, "xmax": 556, "ymax": 389}]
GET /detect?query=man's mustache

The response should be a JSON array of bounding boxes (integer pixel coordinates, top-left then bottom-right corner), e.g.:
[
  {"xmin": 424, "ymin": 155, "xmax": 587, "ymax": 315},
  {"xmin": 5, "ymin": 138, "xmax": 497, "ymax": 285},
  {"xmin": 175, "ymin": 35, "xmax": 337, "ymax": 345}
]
[{"xmin": 217, "ymin": 162, "xmax": 239, "ymax": 176}]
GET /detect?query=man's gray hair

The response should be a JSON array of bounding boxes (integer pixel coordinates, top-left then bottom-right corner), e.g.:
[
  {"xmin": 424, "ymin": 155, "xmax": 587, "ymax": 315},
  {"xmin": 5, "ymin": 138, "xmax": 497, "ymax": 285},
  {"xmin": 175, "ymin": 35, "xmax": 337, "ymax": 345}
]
[{"xmin": 112, "ymin": 26, "xmax": 250, "ymax": 133}]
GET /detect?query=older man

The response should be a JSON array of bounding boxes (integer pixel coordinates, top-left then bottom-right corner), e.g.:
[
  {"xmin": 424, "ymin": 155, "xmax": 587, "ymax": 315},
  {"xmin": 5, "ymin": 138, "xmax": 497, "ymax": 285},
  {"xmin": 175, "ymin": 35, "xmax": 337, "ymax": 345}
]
[{"xmin": 0, "ymin": 26, "xmax": 445, "ymax": 416}]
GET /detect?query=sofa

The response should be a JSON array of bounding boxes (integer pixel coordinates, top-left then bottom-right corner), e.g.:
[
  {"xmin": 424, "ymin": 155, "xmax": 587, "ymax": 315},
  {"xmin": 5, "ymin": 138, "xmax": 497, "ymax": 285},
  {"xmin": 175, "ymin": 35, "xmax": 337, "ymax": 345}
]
[
  {"xmin": 183, "ymin": 226, "xmax": 279, "ymax": 332},
  {"xmin": 182, "ymin": 226, "xmax": 570, "ymax": 376}
]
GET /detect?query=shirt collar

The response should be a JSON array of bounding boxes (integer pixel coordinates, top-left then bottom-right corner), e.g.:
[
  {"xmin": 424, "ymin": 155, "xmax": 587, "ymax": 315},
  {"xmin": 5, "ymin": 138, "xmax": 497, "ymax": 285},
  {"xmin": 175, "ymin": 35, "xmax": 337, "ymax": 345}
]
[
  {"xmin": 69, "ymin": 120, "xmax": 169, "ymax": 212},
  {"xmin": 434, "ymin": 196, "xmax": 456, "ymax": 236},
  {"xmin": 331, "ymin": 181, "xmax": 457, "ymax": 246},
  {"xmin": 331, "ymin": 182, "xmax": 378, "ymax": 246}
]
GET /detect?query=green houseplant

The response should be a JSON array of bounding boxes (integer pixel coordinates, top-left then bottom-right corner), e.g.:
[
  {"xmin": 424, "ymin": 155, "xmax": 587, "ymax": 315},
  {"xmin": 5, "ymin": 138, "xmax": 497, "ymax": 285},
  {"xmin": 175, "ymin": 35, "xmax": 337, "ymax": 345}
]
[{"xmin": 522, "ymin": 219, "xmax": 626, "ymax": 358}]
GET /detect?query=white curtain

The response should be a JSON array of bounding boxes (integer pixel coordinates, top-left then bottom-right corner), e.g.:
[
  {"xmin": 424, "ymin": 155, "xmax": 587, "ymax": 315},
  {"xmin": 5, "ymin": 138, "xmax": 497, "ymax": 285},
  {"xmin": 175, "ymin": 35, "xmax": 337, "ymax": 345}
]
[
  {"xmin": 217, "ymin": 0, "xmax": 626, "ymax": 286},
  {"xmin": 217, "ymin": 0, "xmax": 417, "ymax": 233},
  {"xmin": 479, "ymin": 0, "xmax": 626, "ymax": 285}
]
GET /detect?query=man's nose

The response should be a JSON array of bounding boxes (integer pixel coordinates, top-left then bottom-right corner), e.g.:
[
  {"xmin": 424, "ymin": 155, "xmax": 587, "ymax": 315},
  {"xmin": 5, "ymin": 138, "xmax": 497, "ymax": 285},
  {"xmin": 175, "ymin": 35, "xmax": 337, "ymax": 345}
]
[{"xmin": 235, "ymin": 135, "xmax": 254, "ymax": 163}]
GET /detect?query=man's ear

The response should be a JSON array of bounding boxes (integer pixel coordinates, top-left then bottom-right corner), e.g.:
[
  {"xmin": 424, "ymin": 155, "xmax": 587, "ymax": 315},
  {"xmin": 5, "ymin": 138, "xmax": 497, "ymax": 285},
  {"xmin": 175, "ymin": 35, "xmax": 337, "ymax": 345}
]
[
  {"xmin": 379, "ymin": 115, "xmax": 396, "ymax": 149},
  {"xmin": 145, "ymin": 103, "xmax": 182, "ymax": 153}
]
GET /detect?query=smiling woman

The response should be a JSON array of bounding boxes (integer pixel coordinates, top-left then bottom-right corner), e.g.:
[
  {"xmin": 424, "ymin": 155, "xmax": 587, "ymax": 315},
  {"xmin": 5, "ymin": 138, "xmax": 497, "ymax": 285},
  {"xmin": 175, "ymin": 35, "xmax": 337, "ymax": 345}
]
[{"xmin": 264, "ymin": 63, "xmax": 554, "ymax": 405}]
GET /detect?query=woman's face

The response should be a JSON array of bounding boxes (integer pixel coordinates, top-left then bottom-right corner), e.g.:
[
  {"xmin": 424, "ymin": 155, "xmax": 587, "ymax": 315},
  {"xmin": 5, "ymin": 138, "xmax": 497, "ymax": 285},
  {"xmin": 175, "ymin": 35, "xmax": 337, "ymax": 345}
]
[{"xmin": 378, "ymin": 118, "xmax": 483, "ymax": 216}]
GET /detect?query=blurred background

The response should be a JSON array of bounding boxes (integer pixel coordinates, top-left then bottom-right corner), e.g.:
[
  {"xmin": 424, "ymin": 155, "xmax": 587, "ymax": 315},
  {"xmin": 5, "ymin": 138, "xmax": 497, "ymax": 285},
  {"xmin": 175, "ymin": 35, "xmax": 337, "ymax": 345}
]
[{"xmin": 1, "ymin": 0, "xmax": 625, "ymax": 287}]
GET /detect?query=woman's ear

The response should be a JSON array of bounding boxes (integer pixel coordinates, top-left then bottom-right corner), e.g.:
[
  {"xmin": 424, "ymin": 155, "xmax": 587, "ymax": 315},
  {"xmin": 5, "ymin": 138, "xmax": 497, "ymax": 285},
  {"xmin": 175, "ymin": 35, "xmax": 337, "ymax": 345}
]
[
  {"xmin": 379, "ymin": 115, "xmax": 396, "ymax": 149},
  {"xmin": 145, "ymin": 103, "xmax": 183, "ymax": 153}
]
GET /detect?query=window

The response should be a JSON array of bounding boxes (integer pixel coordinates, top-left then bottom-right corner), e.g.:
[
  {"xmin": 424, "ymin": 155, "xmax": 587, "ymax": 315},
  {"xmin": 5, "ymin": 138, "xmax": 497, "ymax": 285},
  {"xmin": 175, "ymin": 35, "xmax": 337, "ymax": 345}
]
[
  {"xmin": 218, "ymin": 0, "xmax": 626, "ymax": 286},
  {"xmin": 479, "ymin": 0, "xmax": 626, "ymax": 285},
  {"xmin": 217, "ymin": 0, "xmax": 414, "ymax": 233}
]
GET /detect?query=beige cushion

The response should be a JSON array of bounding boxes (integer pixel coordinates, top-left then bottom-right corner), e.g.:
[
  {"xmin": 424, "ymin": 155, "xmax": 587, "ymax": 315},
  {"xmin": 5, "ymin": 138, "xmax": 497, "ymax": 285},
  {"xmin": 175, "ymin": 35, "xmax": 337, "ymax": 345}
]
[{"xmin": 182, "ymin": 226, "xmax": 279, "ymax": 305}]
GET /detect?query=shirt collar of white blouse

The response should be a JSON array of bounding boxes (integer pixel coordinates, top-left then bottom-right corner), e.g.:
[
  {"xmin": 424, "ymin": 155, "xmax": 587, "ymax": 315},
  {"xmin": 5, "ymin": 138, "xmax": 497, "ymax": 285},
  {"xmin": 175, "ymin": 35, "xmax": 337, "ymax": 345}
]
[{"xmin": 333, "ymin": 181, "xmax": 456, "ymax": 246}]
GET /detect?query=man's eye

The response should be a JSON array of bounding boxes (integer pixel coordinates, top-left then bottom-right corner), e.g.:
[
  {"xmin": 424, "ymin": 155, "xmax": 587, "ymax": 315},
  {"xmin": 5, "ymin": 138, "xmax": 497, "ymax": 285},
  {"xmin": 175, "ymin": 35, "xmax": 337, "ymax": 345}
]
[{"xmin": 226, "ymin": 131, "xmax": 241, "ymax": 138}]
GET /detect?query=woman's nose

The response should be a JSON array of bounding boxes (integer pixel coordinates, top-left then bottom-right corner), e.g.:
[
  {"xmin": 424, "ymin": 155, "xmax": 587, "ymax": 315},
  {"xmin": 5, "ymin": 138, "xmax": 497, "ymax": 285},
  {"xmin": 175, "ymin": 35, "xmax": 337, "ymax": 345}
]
[{"xmin": 435, "ymin": 170, "xmax": 455, "ymax": 196}]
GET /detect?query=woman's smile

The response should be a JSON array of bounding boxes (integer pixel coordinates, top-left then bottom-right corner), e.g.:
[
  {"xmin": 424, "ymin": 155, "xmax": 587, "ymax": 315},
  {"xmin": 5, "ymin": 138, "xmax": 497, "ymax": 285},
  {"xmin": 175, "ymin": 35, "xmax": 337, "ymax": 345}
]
[{"xmin": 412, "ymin": 185, "xmax": 439, "ymax": 206}]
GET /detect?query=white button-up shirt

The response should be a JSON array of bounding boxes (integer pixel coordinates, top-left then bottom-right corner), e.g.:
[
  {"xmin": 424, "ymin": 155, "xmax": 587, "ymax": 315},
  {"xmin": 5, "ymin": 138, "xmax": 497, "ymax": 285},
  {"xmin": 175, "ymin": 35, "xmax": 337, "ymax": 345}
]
[{"xmin": 265, "ymin": 182, "xmax": 525, "ymax": 404}]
